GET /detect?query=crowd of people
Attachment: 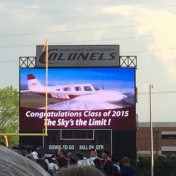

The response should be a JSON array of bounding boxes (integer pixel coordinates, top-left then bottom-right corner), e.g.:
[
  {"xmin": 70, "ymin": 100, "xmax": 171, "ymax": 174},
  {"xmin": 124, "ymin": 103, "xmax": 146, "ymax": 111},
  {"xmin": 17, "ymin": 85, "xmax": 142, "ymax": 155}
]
[{"xmin": 0, "ymin": 142, "xmax": 134, "ymax": 176}]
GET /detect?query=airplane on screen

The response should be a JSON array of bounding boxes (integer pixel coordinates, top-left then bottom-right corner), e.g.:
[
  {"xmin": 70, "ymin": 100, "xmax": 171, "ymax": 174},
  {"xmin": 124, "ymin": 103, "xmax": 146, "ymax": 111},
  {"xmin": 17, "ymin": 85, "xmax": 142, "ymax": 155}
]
[{"xmin": 21, "ymin": 73, "xmax": 133, "ymax": 110}]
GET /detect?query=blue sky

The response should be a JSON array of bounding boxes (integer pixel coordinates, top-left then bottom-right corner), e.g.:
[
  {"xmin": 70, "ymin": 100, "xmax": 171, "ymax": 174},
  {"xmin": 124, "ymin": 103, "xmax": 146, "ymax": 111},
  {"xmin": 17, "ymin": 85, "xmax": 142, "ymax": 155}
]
[{"xmin": 20, "ymin": 68, "xmax": 135, "ymax": 92}]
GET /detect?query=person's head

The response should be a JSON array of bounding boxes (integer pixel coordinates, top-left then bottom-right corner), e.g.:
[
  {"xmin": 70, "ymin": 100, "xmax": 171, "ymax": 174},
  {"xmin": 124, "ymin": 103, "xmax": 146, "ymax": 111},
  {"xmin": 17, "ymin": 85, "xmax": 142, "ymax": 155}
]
[
  {"xmin": 90, "ymin": 149, "xmax": 98, "ymax": 157},
  {"xmin": 67, "ymin": 153, "xmax": 79, "ymax": 165},
  {"xmin": 27, "ymin": 148, "xmax": 32, "ymax": 154},
  {"xmin": 74, "ymin": 151, "xmax": 84, "ymax": 160},
  {"xmin": 111, "ymin": 155, "xmax": 119, "ymax": 163},
  {"xmin": 56, "ymin": 165, "xmax": 105, "ymax": 176},
  {"xmin": 57, "ymin": 147, "xmax": 66, "ymax": 157},
  {"xmin": 122, "ymin": 157, "xmax": 130, "ymax": 166},
  {"xmin": 101, "ymin": 150, "xmax": 110, "ymax": 159},
  {"xmin": 0, "ymin": 145, "xmax": 50, "ymax": 176}
]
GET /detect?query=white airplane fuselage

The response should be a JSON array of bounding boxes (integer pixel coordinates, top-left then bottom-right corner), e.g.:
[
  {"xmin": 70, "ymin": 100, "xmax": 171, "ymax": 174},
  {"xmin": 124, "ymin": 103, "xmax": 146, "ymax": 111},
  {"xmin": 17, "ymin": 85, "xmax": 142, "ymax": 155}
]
[{"xmin": 27, "ymin": 74, "xmax": 127, "ymax": 103}]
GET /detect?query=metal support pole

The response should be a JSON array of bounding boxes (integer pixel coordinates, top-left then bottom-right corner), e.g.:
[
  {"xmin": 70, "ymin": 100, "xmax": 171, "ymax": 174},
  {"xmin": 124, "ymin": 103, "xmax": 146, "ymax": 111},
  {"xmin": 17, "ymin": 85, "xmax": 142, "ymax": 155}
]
[{"xmin": 149, "ymin": 85, "xmax": 154, "ymax": 176}]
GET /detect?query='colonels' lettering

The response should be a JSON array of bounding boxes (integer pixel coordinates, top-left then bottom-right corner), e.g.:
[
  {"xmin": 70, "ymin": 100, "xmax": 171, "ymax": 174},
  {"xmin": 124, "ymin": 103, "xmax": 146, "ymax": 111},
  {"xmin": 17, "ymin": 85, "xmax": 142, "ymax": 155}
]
[{"xmin": 39, "ymin": 49, "xmax": 117, "ymax": 63}]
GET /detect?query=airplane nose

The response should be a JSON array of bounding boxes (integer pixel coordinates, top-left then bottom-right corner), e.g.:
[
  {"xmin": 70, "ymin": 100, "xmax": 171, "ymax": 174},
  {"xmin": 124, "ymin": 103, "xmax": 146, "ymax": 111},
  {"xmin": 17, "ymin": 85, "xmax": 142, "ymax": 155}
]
[{"xmin": 112, "ymin": 92, "xmax": 127, "ymax": 101}]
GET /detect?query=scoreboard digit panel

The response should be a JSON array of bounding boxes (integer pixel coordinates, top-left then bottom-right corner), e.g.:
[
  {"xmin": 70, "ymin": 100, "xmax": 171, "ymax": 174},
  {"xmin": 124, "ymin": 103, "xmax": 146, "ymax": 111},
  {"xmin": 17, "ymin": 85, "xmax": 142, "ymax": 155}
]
[{"xmin": 43, "ymin": 129, "xmax": 112, "ymax": 157}]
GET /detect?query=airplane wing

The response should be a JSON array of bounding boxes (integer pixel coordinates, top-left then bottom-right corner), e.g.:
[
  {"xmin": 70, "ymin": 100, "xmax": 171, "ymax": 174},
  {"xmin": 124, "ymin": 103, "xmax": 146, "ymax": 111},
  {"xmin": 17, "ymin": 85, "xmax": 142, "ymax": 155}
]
[
  {"xmin": 39, "ymin": 99, "xmax": 122, "ymax": 110},
  {"xmin": 20, "ymin": 90, "xmax": 32, "ymax": 93},
  {"xmin": 38, "ymin": 90, "xmax": 135, "ymax": 110}
]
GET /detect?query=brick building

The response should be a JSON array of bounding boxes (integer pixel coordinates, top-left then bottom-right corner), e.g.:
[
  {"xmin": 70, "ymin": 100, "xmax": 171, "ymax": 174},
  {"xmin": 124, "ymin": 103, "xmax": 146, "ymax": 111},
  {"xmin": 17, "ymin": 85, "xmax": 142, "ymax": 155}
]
[{"xmin": 136, "ymin": 122, "xmax": 176, "ymax": 156}]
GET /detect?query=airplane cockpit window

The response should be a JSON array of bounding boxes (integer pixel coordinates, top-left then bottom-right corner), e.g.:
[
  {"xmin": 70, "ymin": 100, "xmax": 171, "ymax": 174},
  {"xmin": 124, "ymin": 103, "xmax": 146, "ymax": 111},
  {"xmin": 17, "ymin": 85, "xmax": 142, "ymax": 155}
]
[
  {"xmin": 56, "ymin": 88, "xmax": 60, "ymax": 91},
  {"xmin": 75, "ymin": 87, "xmax": 81, "ymax": 91},
  {"xmin": 84, "ymin": 86, "xmax": 92, "ymax": 91},
  {"xmin": 93, "ymin": 85, "xmax": 100, "ymax": 91},
  {"xmin": 63, "ymin": 87, "xmax": 71, "ymax": 91}
]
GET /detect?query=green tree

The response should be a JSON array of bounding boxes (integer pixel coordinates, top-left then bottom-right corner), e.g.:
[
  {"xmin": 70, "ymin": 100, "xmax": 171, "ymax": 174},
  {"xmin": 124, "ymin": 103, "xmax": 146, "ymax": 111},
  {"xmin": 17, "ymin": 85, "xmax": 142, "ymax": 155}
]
[
  {"xmin": 135, "ymin": 154, "xmax": 176, "ymax": 176},
  {"xmin": 135, "ymin": 155, "xmax": 150, "ymax": 176},
  {"xmin": 0, "ymin": 86, "xmax": 19, "ymax": 146},
  {"xmin": 154, "ymin": 154, "xmax": 176, "ymax": 176}
]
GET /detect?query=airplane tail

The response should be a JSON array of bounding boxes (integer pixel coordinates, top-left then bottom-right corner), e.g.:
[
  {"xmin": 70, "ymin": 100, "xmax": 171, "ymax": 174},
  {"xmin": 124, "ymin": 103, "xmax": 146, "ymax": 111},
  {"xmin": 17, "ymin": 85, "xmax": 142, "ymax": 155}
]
[{"xmin": 27, "ymin": 74, "xmax": 44, "ymax": 91}]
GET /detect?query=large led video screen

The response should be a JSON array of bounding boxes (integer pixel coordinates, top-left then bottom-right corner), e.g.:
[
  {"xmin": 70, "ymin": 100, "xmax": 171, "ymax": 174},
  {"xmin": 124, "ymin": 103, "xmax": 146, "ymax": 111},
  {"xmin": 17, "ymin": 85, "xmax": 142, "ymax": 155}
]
[{"xmin": 20, "ymin": 68, "xmax": 136, "ymax": 131}]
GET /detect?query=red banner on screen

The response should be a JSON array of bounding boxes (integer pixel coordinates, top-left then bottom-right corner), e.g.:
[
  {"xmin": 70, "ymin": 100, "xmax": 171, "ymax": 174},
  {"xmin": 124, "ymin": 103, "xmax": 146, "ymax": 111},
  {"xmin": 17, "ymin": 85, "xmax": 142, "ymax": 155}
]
[{"xmin": 20, "ymin": 107, "xmax": 136, "ymax": 131}]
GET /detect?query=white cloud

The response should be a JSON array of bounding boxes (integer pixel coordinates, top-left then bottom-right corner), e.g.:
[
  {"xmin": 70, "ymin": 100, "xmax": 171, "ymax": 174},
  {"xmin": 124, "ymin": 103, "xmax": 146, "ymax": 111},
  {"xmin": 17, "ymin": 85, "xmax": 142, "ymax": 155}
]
[
  {"xmin": 134, "ymin": 10, "xmax": 176, "ymax": 84},
  {"xmin": 0, "ymin": 1, "xmax": 176, "ymax": 122},
  {"xmin": 102, "ymin": 5, "xmax": 138, "ymax": 16},
  {"xmin": 167, "ymin": 65, "xmax": 176, "ymax": 82},
  {"xmin": 103, "ymin": 5, "xmax": 176, "ymax": 85},
  {"xmin": 24, "ymin": 5, "xmax": 39, "ymax": 9},
  {"xmin": 141, "ymin": 84, "xmax": 150, "ymax": 92}
]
